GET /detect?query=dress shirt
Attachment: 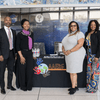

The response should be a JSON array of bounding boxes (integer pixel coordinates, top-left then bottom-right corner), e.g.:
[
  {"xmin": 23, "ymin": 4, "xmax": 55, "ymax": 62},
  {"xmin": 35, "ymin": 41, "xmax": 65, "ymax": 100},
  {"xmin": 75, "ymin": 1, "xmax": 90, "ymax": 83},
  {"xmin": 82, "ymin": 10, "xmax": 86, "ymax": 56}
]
[{"xmin": 4, "ymin": 25, "xmax": 13, "ymax": 50}]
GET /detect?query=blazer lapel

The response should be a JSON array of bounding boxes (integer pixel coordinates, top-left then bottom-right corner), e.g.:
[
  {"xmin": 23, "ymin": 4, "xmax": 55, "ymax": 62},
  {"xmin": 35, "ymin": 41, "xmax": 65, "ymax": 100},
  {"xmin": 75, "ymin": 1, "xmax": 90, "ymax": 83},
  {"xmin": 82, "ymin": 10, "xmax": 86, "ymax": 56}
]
[
  {"xmin": 2, "ymin": 27, "xmax": 9, "ymax": 44},
  {"xmin": 11, "ymin": 29, "xmax": 15, "ymax": 46}
]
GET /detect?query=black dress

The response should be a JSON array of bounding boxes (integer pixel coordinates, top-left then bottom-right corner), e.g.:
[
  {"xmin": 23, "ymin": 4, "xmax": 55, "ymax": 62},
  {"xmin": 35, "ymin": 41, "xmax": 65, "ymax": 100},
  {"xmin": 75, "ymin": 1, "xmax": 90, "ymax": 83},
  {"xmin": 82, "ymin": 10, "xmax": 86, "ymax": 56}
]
[{"xmin": 16, "ymin": 31, "xmax": 34, "ymax": 90}]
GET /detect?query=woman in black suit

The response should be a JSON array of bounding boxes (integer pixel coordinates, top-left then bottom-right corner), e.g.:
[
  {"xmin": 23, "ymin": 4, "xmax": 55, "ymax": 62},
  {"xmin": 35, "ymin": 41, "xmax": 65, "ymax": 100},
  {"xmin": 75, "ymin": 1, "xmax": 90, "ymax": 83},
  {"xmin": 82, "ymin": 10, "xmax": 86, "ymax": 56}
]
[
  {"xmin": 16, "ymin": 19, "xmax": 34, "ymax": 91},
  {"xmin": 84, "ymin": 20, "xmax": 100, "ymax": 93}
]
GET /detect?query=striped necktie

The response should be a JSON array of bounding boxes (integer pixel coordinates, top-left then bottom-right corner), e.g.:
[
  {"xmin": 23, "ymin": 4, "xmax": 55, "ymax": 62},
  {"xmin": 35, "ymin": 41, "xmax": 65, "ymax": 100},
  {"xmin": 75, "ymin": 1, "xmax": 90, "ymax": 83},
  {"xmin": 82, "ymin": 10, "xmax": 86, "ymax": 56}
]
[{"xmin": 8, "ymin": 28, "xmax": 12, "ymax": 50}]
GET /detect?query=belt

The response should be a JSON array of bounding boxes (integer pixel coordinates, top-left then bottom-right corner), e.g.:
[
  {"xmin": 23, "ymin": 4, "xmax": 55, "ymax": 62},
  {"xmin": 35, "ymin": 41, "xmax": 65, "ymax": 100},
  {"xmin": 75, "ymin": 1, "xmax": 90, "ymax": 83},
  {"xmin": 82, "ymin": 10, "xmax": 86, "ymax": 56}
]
[
  {"xmin": 22, "ymin": 49, "xmax": 32, "ymax": 51},
  {"xmin": 10, "ymin": 49, "xmax": 13, "ymax": 52}
]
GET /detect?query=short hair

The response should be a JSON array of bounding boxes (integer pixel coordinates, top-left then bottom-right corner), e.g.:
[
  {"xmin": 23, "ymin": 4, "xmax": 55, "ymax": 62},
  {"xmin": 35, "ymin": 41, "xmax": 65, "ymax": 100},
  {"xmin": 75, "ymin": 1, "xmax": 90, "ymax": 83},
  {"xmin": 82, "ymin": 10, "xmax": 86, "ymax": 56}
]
[
  {"xmin": 21, "ymin": 19, "xmax": 29, "ymax": 28},
  {"xmin": 4, "ymin": 16, "xmax": 11, "ymax": 21}
]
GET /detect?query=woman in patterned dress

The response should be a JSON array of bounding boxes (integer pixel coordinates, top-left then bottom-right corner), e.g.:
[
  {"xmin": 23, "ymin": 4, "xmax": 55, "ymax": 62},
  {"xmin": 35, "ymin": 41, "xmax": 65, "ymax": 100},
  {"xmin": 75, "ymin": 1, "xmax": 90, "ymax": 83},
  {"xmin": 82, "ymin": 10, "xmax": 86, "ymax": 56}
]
[{"xmin": 84, "ymin": 20, "xmax": 100, "ymax": 93}]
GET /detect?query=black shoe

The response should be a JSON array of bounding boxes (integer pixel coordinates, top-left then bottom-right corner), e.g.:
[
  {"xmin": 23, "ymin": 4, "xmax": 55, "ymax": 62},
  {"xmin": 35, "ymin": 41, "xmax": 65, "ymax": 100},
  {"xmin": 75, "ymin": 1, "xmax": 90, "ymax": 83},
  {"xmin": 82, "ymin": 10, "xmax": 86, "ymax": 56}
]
[
  {"xmin": 75, "ymin": 87, "xmax": 79, "ymax": 91},
  {"xmin": 86, "ymin": 90, "xmax": 97, "ymax": 93},
  {"xmin": 1, "ymin": 89, "xmax": 6, "ymax": 94},
  {"xmin": 69, "ymin": 88, "xmax": 76, "ymax": 95},
  {"xmin": 68, "ymin": 87, "xmax": 72, "ymax": 91},
  {"xmin": 27, "ymin": 88, "xmax": 32, "ymax": 91},
  {"xmin": 7, "ymin": 86, "xmax": 16, "ymax": 91},
  {"xmin": 20, "ymin": 88, "xmax": 27, "ymax": 91},
  {"xmin": 68, "ymin": 87, "xmax": 79, "ymax": 91}
]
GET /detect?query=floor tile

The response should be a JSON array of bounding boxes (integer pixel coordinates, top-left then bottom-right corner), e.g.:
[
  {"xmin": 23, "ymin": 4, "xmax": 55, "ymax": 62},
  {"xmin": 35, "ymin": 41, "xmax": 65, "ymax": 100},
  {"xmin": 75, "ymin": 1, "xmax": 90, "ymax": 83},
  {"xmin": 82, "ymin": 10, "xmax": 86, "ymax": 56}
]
[
  {"xmin": 40, "ymin": 88, "xmax": 69, "ymax": 96},
  {"xmin": 71, "ymin": 95, "xmax": 98, "ymax": 100},
  {"xmin": 8, "ymin": 88, "xmax": 40, "ymax": 95},
  {"xmin": 39, "ymin": 96, "xmax": 72, "ymax": 100},
  {"xmin": 0, "ymin": 89, "xmax": 11, "ymax": 100},
  {"xmin": 2, "ymin": 69, "xmax": 100, "ymax": 100},
  {"xmin": 0, "ymin": 93, "xmax": 7, "ymax": 100},
  {"xmin": 4, "ymin": 95, "xmax": 38, "ymax": 100}
]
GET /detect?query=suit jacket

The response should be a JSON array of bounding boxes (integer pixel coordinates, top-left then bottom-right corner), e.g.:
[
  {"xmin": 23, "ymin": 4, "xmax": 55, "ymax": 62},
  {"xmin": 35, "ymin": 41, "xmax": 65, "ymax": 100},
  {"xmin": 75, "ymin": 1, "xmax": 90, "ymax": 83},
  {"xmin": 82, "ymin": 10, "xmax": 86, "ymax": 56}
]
[
  {"xmin": 84, "ymin": 31, "xmax": 100, "ymax": 58},
  {"xmin": 0, "ymin": 27, "xmax": 16, "ymax": 59}
]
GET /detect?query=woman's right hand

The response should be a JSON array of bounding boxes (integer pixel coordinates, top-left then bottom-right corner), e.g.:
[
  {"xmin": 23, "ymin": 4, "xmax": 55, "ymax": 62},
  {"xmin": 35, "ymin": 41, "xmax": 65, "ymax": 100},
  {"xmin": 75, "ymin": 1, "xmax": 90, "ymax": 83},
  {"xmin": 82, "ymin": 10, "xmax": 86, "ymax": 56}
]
[
  {"xmin": 20, "ymin": 56, "xmax": 26, "ymax": 65},
  {"xmin": 62, "ymin": 46, "xmax": 68, "ymax": 56},
  {"xmin": 63, "ymin": 51, "xmax": 67, "ymax": 55}
]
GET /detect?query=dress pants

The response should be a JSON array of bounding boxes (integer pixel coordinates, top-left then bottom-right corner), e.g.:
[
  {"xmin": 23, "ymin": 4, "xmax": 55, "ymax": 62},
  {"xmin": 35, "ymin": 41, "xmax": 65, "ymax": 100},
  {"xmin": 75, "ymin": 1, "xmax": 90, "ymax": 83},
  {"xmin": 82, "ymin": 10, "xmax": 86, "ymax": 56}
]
[
  {"xmin": 0, "ymin": 50, "xmax": 15, "ymax": 89},
  {"xmin": 18, "ymin": 50, "xmax": 33, "ymax": 90}
]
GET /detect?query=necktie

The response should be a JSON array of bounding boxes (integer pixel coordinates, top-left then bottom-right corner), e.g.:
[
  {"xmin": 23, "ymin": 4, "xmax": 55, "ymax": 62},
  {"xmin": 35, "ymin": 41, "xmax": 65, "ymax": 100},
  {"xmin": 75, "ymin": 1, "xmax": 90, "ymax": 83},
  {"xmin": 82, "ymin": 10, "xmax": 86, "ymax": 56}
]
[{"xmin": 8, "ymin": 28, "xmax": 12, "ymax": 50}]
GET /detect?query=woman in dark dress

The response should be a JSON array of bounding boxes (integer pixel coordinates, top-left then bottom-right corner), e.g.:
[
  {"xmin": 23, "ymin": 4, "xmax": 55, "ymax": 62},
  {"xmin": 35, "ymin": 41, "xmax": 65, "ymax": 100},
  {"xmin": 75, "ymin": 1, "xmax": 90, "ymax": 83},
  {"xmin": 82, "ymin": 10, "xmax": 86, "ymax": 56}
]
[
  {"xmin": 16, "ymin": 19, "xmax": 34, "ymax": 91},
  {"xmin": 84, "ymin": 20, "xmax": 100, "ymax": 93}
]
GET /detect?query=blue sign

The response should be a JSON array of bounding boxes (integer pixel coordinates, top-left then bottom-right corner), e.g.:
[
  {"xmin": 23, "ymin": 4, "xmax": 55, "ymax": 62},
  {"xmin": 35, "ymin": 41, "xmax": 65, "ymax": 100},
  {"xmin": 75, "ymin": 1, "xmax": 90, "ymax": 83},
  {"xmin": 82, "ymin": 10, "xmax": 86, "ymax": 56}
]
[{"xmin": 10, "ymin": 14, "xmax": 17, "ymax": 24}]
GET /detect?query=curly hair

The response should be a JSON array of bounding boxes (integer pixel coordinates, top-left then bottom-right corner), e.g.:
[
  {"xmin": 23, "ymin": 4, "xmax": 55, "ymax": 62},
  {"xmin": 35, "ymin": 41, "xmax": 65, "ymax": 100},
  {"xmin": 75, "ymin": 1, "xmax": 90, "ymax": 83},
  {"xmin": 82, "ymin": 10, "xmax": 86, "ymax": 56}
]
[{"xmin": 86, "ymin": 20, "xmax": 99, "ymax": 34}]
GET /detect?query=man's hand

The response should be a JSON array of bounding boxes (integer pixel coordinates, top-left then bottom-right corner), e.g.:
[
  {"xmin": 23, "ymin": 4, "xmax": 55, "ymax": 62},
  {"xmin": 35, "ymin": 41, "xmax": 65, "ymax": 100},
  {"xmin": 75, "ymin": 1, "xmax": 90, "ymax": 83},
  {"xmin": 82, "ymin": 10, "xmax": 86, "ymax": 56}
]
[
  {"xmin": 15, "ymin": 55, "xmax": 17, "ymax": 60},
  {"xmin": 0, "ymin": 55, "xmax": 4, "ymax": 62}
]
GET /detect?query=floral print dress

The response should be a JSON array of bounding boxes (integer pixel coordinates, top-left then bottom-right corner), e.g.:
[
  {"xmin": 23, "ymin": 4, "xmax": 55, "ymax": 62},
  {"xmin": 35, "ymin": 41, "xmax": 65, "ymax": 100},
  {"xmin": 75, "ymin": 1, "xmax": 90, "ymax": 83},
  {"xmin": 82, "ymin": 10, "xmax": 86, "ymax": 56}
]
[{"xmin": 86, "ymin": 35, "xmax": 100, "ymax": 93}]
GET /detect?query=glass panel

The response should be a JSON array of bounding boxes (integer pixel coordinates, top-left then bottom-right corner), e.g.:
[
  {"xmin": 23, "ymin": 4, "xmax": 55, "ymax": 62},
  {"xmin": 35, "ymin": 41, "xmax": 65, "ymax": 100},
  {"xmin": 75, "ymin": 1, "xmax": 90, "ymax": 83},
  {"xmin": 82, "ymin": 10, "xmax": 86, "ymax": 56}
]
[
  {"xmin": 61, "ymin": 7, "xmax": 73, "ymax": 11},
  {"xmin": 75, "ymin": 11, "xmax": 87, "ymax": 22},
  {"xmin": 60, "ymin": 12, "xmax": 73, "ymax": 22},
  {"xmin": 30, "ymin": 14, "xmax": 37, "ymax": 22},
  {"xmin": 30, "ymin": 8, "xmax": 41, "ymax": 12},
  {"xmin": 21, "ymin": 15, "xmax": 29, "ymax": 20},
  {"xmin": 30, "ymin": 13, "xmax": 59, "ymax": 22},
  {"xmin": 21, "ymin": 8, "xmax": 30, "ymax": 13},
  {"xmin": 75, "ymin": 7, "xmax": 88, "ymax": 10},
  {"xmin": 42, "ymin": 13, "xmax": 59, "ymax": 20},
  {"xmin": 90, "ymin": 7, "xmax": 100, "ymax": 9},
  {"xmin": 1, "ymin": 13, "xmax": 7, "ymax": 27},
  {"xmin": 49, "ymin": 13, "xmax": 59, "ymax": 20},
  {"xmin": 0, "ymin": 8, "xmax": 20, "ymax": 13},
  {"xmin": 90, "ymin": 11, "xmax": 100, "ymax": 24},
  {"xmin": 43, "ymin": 8, "xmax": 59, "ymax": 11}
]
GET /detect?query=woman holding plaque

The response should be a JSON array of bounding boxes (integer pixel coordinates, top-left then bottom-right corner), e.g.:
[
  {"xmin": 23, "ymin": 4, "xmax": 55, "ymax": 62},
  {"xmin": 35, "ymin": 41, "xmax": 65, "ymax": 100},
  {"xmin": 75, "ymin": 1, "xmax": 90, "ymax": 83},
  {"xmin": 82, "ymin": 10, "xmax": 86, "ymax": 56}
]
[
  {"xmin": 62, "ymin": 21, "xmax": 86, "ymax": 95},
  {"xmin": 16, "ymin": 19, "xmax": 34, "ymax": 91}
]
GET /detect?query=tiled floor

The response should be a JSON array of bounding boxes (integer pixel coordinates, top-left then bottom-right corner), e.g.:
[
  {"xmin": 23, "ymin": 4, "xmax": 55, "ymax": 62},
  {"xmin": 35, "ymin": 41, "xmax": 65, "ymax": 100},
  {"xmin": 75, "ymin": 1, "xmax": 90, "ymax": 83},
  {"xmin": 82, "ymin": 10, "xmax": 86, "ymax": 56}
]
[
  {"xmin": 0, "ymin": 70, "xmax": 100, "ymax": 100},
  {"xmin": 0, "ymin": 87, "xmax": 100, "ymax": 100}
]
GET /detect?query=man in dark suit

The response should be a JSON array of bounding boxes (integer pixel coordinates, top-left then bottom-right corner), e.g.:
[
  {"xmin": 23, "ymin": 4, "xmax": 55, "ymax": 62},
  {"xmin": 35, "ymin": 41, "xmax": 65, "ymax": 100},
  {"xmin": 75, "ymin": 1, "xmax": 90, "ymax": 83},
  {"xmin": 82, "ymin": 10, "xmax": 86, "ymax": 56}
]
[{"xmin": 0, "ymin": 16, "xmax": 16, "ymax": 94}]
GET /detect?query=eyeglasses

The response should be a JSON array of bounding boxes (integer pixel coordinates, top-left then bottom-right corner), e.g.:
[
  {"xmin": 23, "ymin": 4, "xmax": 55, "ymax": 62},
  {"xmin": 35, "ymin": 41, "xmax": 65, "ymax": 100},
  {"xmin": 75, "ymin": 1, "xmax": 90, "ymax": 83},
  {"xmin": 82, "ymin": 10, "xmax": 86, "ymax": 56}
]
[{"xmin": 70, "ymin": 25, "xmax": 77, "ymax": 27}]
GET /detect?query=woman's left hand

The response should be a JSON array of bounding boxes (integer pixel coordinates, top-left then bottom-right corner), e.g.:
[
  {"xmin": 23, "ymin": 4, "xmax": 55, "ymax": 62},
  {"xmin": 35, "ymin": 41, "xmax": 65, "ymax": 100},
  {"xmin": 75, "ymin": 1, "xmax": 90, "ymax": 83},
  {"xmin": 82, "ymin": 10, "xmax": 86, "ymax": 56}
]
[
  {"xmin": 65, "ymin": 50, "xmax": 71, "ymax": 56},
  {"xmin": 94, "ymin": 57, "xmax": 98, "ymax": 63}
]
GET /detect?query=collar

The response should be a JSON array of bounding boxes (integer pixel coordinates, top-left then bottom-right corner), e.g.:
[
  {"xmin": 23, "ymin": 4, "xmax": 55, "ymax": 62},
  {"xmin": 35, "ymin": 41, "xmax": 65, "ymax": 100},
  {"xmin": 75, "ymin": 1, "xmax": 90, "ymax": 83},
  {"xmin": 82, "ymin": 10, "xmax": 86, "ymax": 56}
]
[
  {"xmin": 4, "ymin": 25, "xmax": 11, "ymax": 30},
  {"xmin": 70, "ymin": 30, "xmax": 77, "ymax": 34},
  {"xmin": 22, "ymin": 29, "xmax": 30, "ymax": 35}
]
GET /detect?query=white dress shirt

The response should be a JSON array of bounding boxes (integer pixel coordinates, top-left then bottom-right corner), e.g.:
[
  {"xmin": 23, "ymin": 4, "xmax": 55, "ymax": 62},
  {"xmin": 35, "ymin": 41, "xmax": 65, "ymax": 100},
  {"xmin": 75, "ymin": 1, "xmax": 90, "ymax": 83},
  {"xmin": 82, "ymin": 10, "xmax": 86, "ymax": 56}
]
[{"xmin": 4, "ymin": 25, "xmax": 13, "ymax": 50}]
